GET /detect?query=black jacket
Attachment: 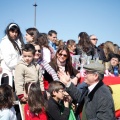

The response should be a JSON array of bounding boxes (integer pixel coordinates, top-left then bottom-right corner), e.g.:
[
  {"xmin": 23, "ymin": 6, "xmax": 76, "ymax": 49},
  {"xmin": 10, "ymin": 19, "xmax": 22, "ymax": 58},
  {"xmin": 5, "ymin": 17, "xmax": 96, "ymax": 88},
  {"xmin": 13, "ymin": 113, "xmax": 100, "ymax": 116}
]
[
  {"xmin": 47, "ymin": 97, "xmax": 70, "ymax": 120},
  {"xmin": 95, "ymin": 46, "xmax": 106, "ymax": 61}
]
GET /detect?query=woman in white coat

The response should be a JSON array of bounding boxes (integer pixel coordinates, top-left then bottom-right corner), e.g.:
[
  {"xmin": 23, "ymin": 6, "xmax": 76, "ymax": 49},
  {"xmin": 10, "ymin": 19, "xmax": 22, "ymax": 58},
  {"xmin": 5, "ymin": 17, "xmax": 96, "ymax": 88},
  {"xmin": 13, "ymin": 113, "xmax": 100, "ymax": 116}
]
[{"xmin": 0, "ymin": 23, "xmax": 24, "ymax": 86}]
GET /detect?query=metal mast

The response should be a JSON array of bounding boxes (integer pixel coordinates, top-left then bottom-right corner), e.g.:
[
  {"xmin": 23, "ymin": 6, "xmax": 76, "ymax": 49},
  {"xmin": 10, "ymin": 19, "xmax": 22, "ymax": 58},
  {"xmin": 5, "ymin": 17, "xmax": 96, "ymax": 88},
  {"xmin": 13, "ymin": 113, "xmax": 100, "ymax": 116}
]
[{"xmin": 33, "ymin": 2, "xmax": 37, "ymax": 27}]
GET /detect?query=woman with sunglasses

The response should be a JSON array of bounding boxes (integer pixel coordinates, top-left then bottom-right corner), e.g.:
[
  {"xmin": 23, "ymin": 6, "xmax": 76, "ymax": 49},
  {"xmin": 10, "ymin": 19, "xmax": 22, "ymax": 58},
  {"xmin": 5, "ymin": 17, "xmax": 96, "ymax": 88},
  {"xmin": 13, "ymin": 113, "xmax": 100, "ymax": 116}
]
[
  {"xmin": 33, "ymin": 41, "xmax": 59, "ymax": 83},
  {"xmin": 0, "ymin": 23, "xmax": 24, "ymax": 86},
  {"xmin": 44, "ymin": 45, "xmax": 81, "ymax": 86}
]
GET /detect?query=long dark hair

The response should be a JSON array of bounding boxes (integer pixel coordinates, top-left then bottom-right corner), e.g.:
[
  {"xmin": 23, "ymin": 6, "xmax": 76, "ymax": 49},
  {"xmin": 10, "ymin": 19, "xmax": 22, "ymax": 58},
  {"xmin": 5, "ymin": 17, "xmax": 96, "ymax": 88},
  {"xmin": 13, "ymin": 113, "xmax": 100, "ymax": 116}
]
[
  {"xmin": 78, "ymin": 32, "xmax": 94, "ymax": 55},
  {"xmin": 28, "ymin": 82, "xmax": 47, "ymax": 114},
  {"xmin": 26, "ymin": 27, "xmax": 39, "ymax": 42},
  {"xmin": 5, "ymin": 23, "xmax": 24, "ymax": 55},
  {"xmin": 52, "ymin": 45, "xmax": 73, "ymax": 75}
]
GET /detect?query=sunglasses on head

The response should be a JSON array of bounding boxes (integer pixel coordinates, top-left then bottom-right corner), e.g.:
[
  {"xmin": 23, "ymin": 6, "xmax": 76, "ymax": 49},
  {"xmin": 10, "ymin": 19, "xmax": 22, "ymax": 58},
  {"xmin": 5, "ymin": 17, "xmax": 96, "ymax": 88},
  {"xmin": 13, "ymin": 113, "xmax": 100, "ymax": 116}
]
[
  {"xmin": 58, "ymin": 53, "xmax": 67, "ymax": 57},
  {"xmin": 91, "ymin": 38, "xmax": 98, "ymax": 41},
  {"xmin": 35, "ymin": 50, "xmax": 41, "ymax": 53}
]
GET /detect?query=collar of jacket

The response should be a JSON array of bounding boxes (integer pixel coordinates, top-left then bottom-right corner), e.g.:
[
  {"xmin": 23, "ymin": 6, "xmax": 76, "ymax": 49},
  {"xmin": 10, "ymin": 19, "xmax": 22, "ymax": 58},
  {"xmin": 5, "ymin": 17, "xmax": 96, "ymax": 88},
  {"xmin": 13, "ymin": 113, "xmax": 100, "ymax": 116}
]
[
  {"xmin": 88, "ymin": 80, "xmax": 104, "ymax": 101},
  {"xmin": 94, "ymin": 46, "xmax": 100, "ymax": 51},
  {"xmin": 21, "ymin": 58, "xmax": 36, "ymax": 67}
]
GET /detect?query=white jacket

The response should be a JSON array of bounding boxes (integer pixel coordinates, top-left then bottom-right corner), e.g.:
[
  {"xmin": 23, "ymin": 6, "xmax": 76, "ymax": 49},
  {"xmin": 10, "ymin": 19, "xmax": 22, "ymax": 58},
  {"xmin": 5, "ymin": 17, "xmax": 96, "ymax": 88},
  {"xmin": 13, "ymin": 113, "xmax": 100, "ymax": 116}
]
[{"xmin": 0, "ymin": 35, "xmax": 22, "ymax": 72}]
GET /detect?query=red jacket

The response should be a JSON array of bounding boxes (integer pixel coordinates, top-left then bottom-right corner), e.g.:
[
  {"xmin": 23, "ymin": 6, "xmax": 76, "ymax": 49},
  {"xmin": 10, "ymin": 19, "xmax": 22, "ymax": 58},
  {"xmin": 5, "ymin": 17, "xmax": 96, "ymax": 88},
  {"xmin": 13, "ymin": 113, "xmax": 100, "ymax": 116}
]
[{"xmin": 24, "ymin": 104, "xmax": 48, "ymax": 120}]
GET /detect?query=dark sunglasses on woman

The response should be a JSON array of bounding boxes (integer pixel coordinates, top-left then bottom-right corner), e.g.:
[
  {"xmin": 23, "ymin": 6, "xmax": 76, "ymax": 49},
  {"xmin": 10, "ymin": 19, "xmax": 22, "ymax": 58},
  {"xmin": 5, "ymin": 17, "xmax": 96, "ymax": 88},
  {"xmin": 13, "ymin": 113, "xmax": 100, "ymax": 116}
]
[
  {"xmin": 35, "ymin": 50, "xmax": 41, "ymax": 53},
  {"xmin": 59, "ymin": 53, "xmax": 67, "ymax": 57}
]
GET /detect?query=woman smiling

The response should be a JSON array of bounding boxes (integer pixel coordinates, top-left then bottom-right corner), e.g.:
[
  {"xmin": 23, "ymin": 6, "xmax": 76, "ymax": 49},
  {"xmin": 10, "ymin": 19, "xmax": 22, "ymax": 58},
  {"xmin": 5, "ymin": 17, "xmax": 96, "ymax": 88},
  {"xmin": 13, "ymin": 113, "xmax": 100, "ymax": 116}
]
[{"xmin": 44, "ymin": 45, "xmax": 80, "ymax": 86}]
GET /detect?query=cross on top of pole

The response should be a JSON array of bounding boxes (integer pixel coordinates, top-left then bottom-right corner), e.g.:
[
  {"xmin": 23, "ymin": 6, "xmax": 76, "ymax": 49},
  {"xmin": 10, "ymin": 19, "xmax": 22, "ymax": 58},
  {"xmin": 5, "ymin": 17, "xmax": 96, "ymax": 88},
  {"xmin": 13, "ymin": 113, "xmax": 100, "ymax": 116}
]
[{"xmin": 33, "ymin": 3, "xmax": 37, "ymax": 7}]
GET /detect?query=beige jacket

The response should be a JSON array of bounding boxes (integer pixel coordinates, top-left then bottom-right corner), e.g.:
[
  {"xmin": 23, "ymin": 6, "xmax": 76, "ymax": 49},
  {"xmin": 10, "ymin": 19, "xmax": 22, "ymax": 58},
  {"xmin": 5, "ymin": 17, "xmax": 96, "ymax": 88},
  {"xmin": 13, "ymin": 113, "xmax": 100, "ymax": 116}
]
[{"xmin": 14, "ymin": 59, "xmax": 44, "ymax": 95}]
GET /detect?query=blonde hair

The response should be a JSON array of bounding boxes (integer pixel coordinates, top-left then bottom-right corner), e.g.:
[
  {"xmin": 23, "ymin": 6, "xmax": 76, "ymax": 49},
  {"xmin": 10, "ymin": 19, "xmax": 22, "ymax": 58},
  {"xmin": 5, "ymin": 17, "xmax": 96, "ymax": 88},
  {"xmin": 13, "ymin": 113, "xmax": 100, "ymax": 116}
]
[
  {"xmin": 103, "ymin": 41, "xmax": 115, "ymax": 60},
  {"xmin": 57, "ymin": 40, "xmax": 65, "ymax": 48}
]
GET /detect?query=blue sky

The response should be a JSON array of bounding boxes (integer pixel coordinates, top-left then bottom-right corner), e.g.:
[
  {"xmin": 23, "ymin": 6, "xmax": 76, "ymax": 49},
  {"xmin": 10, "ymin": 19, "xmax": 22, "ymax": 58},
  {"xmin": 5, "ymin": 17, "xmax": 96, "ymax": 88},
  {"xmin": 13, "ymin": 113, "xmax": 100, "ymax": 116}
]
[{"xmin": 0, "ymin": 0, "xmax": 120, "ymax": 46}]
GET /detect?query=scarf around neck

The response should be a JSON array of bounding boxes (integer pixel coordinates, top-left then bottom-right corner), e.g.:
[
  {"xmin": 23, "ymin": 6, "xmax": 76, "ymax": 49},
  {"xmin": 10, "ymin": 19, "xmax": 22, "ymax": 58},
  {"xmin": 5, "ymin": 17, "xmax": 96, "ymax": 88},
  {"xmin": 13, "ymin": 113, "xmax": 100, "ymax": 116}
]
[{"xmin": 57, "ymin": 59, "xmax": 66, "ymax": 67}]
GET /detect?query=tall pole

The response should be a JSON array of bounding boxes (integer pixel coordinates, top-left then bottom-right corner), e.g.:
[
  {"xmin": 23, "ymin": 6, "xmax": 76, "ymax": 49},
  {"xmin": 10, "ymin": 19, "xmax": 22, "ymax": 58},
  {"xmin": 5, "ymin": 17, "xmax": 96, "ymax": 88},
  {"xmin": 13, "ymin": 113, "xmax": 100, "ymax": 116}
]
[{"xmin": 33, "ymin": 2, "xmax": 37, "ymax": 27}]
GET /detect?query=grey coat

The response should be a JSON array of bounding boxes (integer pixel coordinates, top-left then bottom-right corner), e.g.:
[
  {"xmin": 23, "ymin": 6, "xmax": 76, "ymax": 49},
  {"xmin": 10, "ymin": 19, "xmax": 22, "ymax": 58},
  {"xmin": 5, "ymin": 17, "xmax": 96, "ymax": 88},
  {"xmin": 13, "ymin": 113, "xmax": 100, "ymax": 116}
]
[{"xmin": 66, "ymin": 81, "xmax": 116, "ymax": 120}]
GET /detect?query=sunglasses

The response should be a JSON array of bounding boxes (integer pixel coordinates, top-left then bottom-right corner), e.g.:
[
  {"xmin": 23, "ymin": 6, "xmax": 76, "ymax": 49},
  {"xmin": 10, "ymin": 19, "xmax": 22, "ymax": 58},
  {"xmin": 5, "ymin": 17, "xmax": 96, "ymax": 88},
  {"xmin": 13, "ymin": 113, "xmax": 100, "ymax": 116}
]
[
  {"xmin": 58, "ymin": 53, "xmax": 67, "ymax": 57},
  {"xmin": 91, "ymin": 38, "xmax": 98, "ymax": 41},
  {"xmin": 35, "ymin": 50, "xmax": 41, "ymax": 53}
]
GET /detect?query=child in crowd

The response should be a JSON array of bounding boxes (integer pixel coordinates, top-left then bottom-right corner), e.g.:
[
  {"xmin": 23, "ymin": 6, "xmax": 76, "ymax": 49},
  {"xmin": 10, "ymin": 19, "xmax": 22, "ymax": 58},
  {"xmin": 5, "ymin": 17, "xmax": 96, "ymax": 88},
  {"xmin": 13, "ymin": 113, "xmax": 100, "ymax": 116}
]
[
  {"xmin": 108, "ymin": 54, "xmax": 120, "ymax": 76},
  {"xmin": 47, "ymin": 81, "xmax": 70, "ymax": 120},
  {"xmin": 24, "ymin": 82, "xmax": 48, "ymax": 120},
  {"xmin": 67, "ymin": 39, "xmax": 76, "ymax": 56},
  {"xmin": 0, "ymin": 84, "xmax": 17, "ymax": 120},
  {"xmin": 14, "ymin": 44, "xmax": 44, "ymax": 103}
]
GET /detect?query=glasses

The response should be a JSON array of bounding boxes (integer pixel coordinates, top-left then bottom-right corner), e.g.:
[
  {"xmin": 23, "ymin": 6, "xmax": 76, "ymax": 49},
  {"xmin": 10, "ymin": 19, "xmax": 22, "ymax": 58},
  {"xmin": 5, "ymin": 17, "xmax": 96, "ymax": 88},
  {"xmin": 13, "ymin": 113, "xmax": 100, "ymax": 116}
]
[
  {"xmin": 58, "ymin": 53, "xmax": 67, "ymax": 57},
  {"xmin": 84, "ymin": 70, "xmax": 97, "ymax": 75},
  {"xmin": 35, "ymin": 50, "xmax": 41, "ymax": 53},
  {"xmin": 91, "ymin": 38, "xmax": 98, "ymax": 41}
]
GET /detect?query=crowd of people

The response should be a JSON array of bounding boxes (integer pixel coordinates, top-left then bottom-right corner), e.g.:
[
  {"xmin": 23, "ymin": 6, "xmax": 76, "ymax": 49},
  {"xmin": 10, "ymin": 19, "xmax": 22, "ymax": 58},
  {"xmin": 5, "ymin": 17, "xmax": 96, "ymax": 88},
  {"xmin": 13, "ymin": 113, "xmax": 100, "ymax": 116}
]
[{"xmin": 0, "ymin": 22, "xmax": 120, "ymax": 120}]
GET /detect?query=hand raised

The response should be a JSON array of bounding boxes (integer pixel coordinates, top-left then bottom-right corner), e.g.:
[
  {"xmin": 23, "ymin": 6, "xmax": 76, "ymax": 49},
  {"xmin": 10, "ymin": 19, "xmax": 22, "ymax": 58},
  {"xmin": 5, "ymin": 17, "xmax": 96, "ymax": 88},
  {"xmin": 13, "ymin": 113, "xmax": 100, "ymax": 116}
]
[{"xmin": 57, "ymin": 71, "xmax": 70, "ymax": 86}]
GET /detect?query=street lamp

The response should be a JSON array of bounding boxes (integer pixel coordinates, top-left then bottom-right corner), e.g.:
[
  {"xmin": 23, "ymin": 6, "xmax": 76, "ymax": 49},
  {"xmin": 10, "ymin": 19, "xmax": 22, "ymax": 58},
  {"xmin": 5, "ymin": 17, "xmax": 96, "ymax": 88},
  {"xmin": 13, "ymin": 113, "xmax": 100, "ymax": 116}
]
[{"xmin": 33, "ymin": 2, "xmax": 37, "ymax": 27}]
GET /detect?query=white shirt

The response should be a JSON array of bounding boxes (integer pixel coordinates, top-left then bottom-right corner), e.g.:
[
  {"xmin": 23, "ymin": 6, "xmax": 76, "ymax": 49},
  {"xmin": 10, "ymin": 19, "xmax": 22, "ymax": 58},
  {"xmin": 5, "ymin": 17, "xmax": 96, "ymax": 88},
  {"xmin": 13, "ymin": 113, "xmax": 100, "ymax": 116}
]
[
  {"xmin": 0, "ymin": 107, "xmax": 17, "ymax": 120},
  {"xmin": 88, "ymin": 81, "xmax": 99, "ymax": 94},
  {"xmin": 43, "ymin": 47, "xmax": 51, "ymax": 63}
]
